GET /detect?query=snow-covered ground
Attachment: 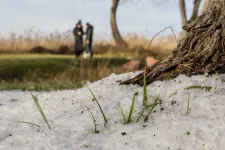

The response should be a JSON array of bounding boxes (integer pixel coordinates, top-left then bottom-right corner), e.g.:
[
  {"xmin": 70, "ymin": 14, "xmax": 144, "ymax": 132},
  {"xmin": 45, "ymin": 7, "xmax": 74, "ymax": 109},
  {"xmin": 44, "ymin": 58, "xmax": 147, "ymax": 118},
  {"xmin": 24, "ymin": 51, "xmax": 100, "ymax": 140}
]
[{"xmin": 1, "ymin": 72, "xmax": 225, "ymax": 150}]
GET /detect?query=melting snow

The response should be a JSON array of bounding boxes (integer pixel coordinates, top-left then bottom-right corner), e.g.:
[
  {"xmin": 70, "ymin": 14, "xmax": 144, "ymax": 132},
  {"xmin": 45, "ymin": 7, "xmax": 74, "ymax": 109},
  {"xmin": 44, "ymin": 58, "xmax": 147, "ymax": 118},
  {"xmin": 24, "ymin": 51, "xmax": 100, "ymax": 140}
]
[{"xmin": 1, "ymin": 72, "xmax": 225, "ymax": 150}]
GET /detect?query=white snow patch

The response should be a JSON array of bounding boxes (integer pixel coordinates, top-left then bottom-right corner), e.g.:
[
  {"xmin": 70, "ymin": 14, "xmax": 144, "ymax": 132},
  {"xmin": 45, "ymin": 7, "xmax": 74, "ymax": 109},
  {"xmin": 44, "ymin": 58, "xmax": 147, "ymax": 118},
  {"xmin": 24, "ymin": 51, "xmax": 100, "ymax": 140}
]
[{"xmin": 1, "ymin": 72, "xmax": 225, "ymax": 149}]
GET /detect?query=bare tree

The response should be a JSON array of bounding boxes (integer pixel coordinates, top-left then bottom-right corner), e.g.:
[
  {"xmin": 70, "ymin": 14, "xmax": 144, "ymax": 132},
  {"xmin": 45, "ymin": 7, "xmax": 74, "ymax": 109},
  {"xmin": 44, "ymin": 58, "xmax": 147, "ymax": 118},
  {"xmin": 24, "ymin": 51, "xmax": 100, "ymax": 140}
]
[
  {"xmin": 122, "ymin": 0, "xmax": 225, "ymax": 86},
  {"xmin": 111, "ymin": 0, "xmax": 127, "ymax": 47}
]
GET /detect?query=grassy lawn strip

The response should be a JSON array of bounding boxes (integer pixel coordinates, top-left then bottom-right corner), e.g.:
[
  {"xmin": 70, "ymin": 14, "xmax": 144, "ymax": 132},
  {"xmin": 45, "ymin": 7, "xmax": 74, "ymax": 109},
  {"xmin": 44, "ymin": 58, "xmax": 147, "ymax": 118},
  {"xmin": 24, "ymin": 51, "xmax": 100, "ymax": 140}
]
[{"xmin": 0, "ymin": 54, "xmax": 129, "ymax": 91}]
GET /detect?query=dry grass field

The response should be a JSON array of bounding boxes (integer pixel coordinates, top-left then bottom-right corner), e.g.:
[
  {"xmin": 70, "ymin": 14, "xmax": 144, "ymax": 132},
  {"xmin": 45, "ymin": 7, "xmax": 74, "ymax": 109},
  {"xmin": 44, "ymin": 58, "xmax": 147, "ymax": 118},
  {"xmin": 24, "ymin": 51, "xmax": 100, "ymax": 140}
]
[
  {"xmin": 0, "ymin": 29, "xmax": 179, "ymax": 90},
  {"xmin": 0, "ymin": 29, "xmax": 178, "ymax": 57}
]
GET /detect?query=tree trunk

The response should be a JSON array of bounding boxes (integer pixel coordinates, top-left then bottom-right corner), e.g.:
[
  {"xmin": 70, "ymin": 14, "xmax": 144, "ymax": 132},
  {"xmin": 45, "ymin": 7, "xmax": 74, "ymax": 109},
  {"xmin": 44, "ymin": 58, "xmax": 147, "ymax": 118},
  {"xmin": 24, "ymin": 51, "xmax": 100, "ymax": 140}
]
[
  {"xmin": 111, "ymin": 0, "xmax": 128, "ymax": 47},
  {"xmin": 122, "ymin": 0, "xmax": 225, "ymax": 86}
]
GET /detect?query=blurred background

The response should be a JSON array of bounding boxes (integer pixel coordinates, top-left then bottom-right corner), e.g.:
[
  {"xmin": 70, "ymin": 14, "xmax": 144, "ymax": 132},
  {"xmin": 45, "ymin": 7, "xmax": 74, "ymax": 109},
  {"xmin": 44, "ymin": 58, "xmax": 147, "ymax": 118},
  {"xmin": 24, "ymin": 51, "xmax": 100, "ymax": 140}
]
[{"xmin": 0, "ymin": 0, "xmax": 208, "ymax": 91}]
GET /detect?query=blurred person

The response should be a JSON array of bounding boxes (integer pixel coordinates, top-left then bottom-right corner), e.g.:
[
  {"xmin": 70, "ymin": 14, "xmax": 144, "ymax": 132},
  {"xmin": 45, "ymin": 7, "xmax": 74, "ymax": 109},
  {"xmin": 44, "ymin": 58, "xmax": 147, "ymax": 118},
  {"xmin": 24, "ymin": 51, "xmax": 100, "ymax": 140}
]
[
  {"xmin": 73, "ymin": 20, "xmax": 84, "ymax": 57},
  {"xmin": 83, "ymin": 22, "xmax": 94, "ymax": 58}
]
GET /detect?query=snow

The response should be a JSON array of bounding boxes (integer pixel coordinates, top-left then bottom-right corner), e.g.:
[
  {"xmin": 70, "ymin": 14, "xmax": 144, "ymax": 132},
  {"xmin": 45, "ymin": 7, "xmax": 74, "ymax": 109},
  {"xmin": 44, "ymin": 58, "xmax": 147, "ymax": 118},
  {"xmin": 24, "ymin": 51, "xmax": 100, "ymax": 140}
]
[{"xmin": 1, "ymin": 72, "xmax": 225, "ymax": 150}]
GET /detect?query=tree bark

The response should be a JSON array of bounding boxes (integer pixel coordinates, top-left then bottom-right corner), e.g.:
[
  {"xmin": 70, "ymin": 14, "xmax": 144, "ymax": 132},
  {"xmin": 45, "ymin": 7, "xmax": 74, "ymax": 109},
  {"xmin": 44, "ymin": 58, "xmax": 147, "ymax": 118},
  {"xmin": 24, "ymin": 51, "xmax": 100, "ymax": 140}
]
[
  {"xmin": 111, "ymin": 0, "xmax": 128, "ymax": 47},
  {"xmin": 122, "ymin": 0, "xmax": 225, "ymax": 86}
]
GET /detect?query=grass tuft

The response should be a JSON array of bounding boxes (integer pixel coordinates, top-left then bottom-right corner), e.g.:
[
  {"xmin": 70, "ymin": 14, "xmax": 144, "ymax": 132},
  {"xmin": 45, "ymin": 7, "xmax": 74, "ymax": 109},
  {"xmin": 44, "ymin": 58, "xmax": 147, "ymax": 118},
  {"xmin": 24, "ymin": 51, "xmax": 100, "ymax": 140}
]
[
  {"xmin": 144, "ymin": 94, "xmax": 160, "ymax": 122},
  {"xmin": 89, "ymin": 89, "xmax": 108, "ymax": 123},
  {"xmin": 119, "ymin": 92, "xmax": 138, "ymax": 124},
  {"xmin": 31, "ymin": 93, "xmax": 51, "ymax": 130},
  {"xmin": 86, "ymin": 106, "xmax": 99, "ymax": 134}
]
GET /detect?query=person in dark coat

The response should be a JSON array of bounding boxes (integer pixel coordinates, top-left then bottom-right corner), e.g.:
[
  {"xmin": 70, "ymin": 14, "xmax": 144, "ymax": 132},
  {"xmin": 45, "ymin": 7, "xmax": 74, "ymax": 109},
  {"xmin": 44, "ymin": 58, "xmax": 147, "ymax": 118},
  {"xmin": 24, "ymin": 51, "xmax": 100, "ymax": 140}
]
[
  {"xmin": 73, "ymin": 20, "xmax": 84, "ymax": 57},
  {"xmin": 84, "ymin": 22, "xmax": 94, "ymax": 57}
]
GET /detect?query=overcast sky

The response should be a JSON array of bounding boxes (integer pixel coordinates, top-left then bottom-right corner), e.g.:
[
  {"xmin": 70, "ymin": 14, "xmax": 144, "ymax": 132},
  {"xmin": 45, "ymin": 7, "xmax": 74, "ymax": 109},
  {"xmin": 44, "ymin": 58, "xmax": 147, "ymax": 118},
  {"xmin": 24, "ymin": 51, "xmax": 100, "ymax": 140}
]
[{"xmin": 0, "ymin": 0, "xmax": 204, "ymax": 39}]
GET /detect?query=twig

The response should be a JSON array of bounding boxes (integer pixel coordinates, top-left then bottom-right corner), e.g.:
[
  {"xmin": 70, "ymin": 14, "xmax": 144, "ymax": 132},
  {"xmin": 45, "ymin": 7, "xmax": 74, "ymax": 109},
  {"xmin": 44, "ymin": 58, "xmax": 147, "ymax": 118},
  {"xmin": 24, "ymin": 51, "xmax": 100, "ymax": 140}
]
[
  {"xmin": 17, "ymin": 121, "xmax": 41, "ymax": 127},
  {"xmin": 146, "ymin": 26, "xmax": 178, "ymax": 50}
]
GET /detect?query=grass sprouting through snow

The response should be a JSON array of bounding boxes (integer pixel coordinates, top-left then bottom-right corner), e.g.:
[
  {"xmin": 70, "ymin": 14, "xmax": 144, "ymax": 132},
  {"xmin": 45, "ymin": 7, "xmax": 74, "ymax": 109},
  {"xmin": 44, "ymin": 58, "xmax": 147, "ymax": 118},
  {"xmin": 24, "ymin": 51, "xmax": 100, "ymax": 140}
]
[
  {"xmin": 86, "ymin": 106, "xmax": 99, "ymax": 134},
  {"xmin": 187, "ymin": 94, "xmax": 190, "ymax": 115},
  {"xmin": 144, "ymin": 94, "xmax": 160, "ymax": 122},
  {"xmin": 142, "ymin": 70, "xmax": 147, "ymax": 106},
  {"xmin": 137, "ymin": 101, "xmax": 148, "ymax": 122},
  {"xmin": 119, "ymin": 106, "xmax": 127, "ymax": 124},
  {"xmin": 89, "ymin": 89, "xmax": 108, "ymax": 123},
  {"xmin": 216, "ymin": 71, "xmax": 219, "ymax": 77},
  {"xmin": 119, "ymin": 92, "xmax": 138, "ymax": 124},
  {"xmin": 127, "ymin": 92, "xmax": 138, "ymax": 123},
  {"xmin": 31, "ymin": 93, "xmax": 51, "ymax": 130},
  {"xmin": 185, "ymin": 85, "xmax": 212, "ymax": 92},
  {"xmin": 137, "ymin": 105, "xmax": 147, "ymax": 122},
  {"xmin": 17, "ymin": 121, "xmax": 41, "ymax": 128},
  {"xmin": 168, "ymin": 89, "xmax": 178, "ymax": 98},
  {"xmin": 137, "ymin": 72, "xmax": 148, "ymax": 122}
]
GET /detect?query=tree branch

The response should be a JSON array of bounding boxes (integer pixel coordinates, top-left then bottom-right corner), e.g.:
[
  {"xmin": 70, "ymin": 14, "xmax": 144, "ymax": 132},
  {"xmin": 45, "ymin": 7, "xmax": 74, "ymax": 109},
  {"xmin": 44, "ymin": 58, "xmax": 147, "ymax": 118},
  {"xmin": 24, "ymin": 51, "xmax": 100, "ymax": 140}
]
[
  {"xmin": 189, "ymin": 0, "xmax": 202, "ymax": 22},
  {"xmin": 113, "ymin": 0, "xmax": 119, "ymax": 9},
  {"xmin": 146, "ymin": 26, "xmax": 178, "ymax": 50},
  {"xmin": 179, "ymin": 0, "xmax": 188, "ymax": 26}
]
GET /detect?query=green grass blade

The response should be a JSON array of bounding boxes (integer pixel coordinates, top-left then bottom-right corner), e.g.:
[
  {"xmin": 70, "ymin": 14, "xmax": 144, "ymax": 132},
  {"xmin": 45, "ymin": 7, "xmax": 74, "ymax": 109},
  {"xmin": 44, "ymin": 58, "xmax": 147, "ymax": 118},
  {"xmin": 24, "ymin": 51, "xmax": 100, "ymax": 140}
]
[
  {"xmin": 119, "ymin": 106, "xmax": 127, "ymax": 124},
  {"xmin": 187, "ymin": 94, "xmax": 190, "ymax": 115},
  {"xmin": 136, "ymin": 105, "xmax": 146, "ymax": 122},
  {"xmin": 127, "ymin": 92, "xmax": 138, "ymax": 123},
  {"xmin": 168, "ymin": 89, "xmax": 178, "ymax": 98},
  {"xmin": 185, "ymin": 85, "xmax": 212, "ymax": 92},
  {"xmin": 89, "ymin": 89, "xmax": 108, "ymax": 123},
  {"xmin": 31, "ymin": 93, "xmax": 51, "ymax": 130},
  {"xmin": 216, "ymin": 70, "xmax": 219, "ymax": 77},
  {"xmin": 142, "ymin": 70, "xmax": 147, "ymax": 106},
  {"xmin": 17, "ymin": 121, "xmax": 41, "ymax": 127},
  {"xmin": 144, "ymin": 94, "xmax": 160, "ymax": 122},
  {"xmin": 86, "ymin": 106, "xmax": 99, "ymax": 133},
  {"xmin": 137, "ymin": 70, "xmax": 148, "ymax": 122}
]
